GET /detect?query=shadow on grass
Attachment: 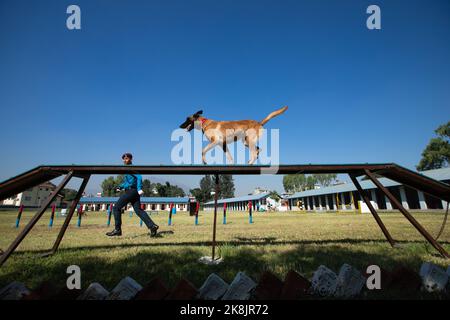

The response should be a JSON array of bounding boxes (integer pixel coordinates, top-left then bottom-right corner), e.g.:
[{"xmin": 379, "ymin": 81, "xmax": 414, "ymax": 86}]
[
  {"xmin": 0, "ymin": 242, "xmax": 438, "ymax": 299},
  {"xmin": 11, "ymin": 237, "xmax": 449, "ymax": 255}
]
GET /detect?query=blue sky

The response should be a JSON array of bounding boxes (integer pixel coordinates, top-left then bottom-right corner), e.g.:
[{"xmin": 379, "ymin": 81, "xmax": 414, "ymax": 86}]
[{"xmin": 0, "ymin": 0, "xmax": 449, "ymax": 196}]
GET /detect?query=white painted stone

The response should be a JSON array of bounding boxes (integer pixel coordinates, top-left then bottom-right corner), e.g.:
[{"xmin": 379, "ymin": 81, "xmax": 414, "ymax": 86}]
[
  {"xmin": 198, "ymin": 273, "xmax": 229, "ymax": 300},
  {"xmin": 198, "ymin": 256, "xmax": 223, "ymax": 265},
  {"xmin": 311, "ymin": 265, "xmax": 338, "ymax": 297},
  {"xmin": 419, "ymin": 262, "xmax": 448, "ymax": 293},
  {"xmin": 107, "ymin": 276, "xmax": 143, "ymax": 300},
  {"xmin": 0, "ymin": 281, "xmax": 30, "ymax": 300},
  {"xmin": 335, "ymin": 264, "xmax": 366, "ymax": 298},
  {"xmin": 77, "ymin": 282, "xmax": 109, "ymax": 300},
  {"xmin": 222, "ymin": 272, "xmax": 256, "ymax": 300}
]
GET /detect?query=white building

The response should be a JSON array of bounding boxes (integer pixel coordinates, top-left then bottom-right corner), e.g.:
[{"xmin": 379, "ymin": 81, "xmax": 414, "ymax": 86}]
[{"xmin": 1, "ymin": 182, "xmax": 63, "ymax": 208}]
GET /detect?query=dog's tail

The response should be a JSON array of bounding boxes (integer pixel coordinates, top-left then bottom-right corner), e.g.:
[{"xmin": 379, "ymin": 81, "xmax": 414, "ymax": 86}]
[{"xmin": 260, "ymin": 106, "xmax": 288, "ymax": 126}]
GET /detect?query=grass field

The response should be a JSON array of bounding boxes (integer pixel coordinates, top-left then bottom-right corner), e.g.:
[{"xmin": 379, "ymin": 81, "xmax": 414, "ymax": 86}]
[{"xmin": 0, "ymin": 208, "xmax": 449, "ymax": 298}]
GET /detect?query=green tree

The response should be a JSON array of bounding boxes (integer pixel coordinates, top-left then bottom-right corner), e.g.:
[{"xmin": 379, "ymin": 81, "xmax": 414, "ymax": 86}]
[
  {"xmin": 219, "ymin": 175, "xmax": 235, "ymax": 199},
  {"xmin": 61, "ymin": 188, "xmax": 78, "ymax": 201},
  {"xmin": 142, "ymin": 179, "xmax": 154, "ymax": 196},
  {"xmin": 190, "ymin": 175, "xmax": 214, "ymax": 204},
  {"xmin": 313, "ymin": 174, "xmax": 337, "ymax": 187},
  {"xmin": 101, "ymin": 176, "xmax": 123, "ymax": 196},
  {"xmin": 268, "ymin": 190, "xmax": 281, "ymax": 201},
  {"xmin": 283, "ymin": 174, "xmax": 316, "ymax": 192},
  {"xmin": 417, "ymin": 121, "xmax": 450, "ymax": 170},
  {"xmin": 155, "ymin": 182, "xmax": 185, "ymax": 197}
]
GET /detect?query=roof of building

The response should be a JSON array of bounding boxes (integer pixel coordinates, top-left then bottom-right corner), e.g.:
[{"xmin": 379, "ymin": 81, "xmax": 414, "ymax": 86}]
[
  {"xmin": 286, "ymin": 167, "xmax": 450, "ymax": 199},
  {"xmin": 80, "ymin": 197, "xmax": 190, "ymax": 204},
  {"xmin": 204, "ymin": 192, "xmax": 270, "ymax": 205}
]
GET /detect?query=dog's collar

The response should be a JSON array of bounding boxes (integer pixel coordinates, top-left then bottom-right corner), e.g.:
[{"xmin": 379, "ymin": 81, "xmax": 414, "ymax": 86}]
[{"xmin": 200, "ymin": 118, "xmax": 208, "ymax": 125}]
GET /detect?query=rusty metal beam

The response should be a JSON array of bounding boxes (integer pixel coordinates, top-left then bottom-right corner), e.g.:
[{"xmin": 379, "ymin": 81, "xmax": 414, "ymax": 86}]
[
  {"xmin": 0, "ymin": 172, "xmax": 74, "ymax": 267},
  {"xmin": 349, "ymin": 174, "xmax": 396, "ymax": 247},
  {"xmin": 42, "ymin": 175, "xmax": 90, "ymax": 257},
  {"xmin": 364, "ymin": 169, "xmax": 449, "ymax": 258}
]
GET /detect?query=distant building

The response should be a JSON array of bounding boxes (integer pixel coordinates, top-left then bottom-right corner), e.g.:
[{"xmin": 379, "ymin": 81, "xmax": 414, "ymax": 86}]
[
  {"xmin": 286, "ymin": 167, "xmax": 450, "ymax": 212},
  {"xmin": 1, "ymin": 182, "xmax": 63, "ymax": 208},
  {"xmin": 79, "ymin": 196, "xmax": 190, "ymax": 212}
]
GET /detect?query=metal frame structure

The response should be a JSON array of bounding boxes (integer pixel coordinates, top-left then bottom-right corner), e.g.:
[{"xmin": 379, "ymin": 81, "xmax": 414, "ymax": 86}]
[{"xmin": 0, "ymin": 163, "xmax": 449, "ymax": 266}]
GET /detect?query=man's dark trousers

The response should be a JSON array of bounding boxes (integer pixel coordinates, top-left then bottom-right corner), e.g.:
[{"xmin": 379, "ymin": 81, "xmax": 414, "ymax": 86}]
[{"xmin": 113, "ymin": 188, "xmax": 156, "ymax": 230}]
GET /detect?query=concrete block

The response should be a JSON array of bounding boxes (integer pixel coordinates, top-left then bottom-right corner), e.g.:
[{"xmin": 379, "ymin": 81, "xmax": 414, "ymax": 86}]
[
  {"xmin": 222, "ymin": 272, "xmax": 256, "ymax": 300},
  {"xmin": 77, "ymin": 282, "xmax": 109, "ymax": 300},
  {"xmin": 166, "ymin": 278, "xmax": 198, "ymax": 300},
  {"xmin": 197, "ymin": 273, "xmax": 229, "ymax": 300},
  {"xmin": 419, "ymin": 262, "xmax": 448, "ymax": 293},
  {"xmin": 0, "ymin": 282, "xmax": 30, "ymax": 300},
  {"xmin": 335, "ymin": 264, "xmax": 366, "ymax": 298},
  {"xmin": 107, "ymin": 276, "xmax": 143, "ymax": 300},
  {"xmin": 134, "ymin": 277, "xmax": 169, "ymax": 300},
  {"xmin": 311, "ymin": 265, "xmax": 338, "ymax": 297},
  {"xmin": 279, "ymin": 270, "xmax": 310, "ymax": 300},
  {"xmin": 253, "ymin": 271, "xmax": 284, "ymax": 300}
]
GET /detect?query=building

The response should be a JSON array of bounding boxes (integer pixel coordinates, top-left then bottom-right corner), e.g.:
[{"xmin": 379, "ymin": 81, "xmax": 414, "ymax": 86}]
[
  {"xmin": 204, "ymin": 192, "xmax": 271, "ymax": 211},
  {"xmin": 79, "ymin": 196, "xmax": 190, "ymax": 212},
  {"xmin": 286, "ymin": 167, "xmax": 450, "ymax": 212},
  {"xmin": 1, "ymin": 182, "xmax": 63, "ymax": 208}
]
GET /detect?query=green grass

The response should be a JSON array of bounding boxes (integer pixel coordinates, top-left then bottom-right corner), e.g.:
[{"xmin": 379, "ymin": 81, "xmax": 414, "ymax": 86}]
[{"xmin": 0, "ymin": 209, "xmax": 449, "ymax": 298}]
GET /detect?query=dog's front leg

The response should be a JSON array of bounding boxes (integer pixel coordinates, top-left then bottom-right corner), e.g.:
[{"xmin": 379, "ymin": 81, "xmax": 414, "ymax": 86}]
[
  {"xmin": 202, "ymin": 142, "xmax": 219, "ymax": 164},
  {"xmin": 223, "ymin": 142, "xmax": 234, "ymax": 164}
]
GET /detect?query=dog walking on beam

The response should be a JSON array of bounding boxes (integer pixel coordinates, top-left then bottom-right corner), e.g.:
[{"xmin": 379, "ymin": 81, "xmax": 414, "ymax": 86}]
[{"xmin": 179, "ymin": 106, "xmax": 288, "ymax": 164}]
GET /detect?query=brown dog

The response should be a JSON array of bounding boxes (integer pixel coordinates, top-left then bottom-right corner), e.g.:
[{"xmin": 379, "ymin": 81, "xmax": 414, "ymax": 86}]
[{"xmin": 179, "ymin": 106, "xmax": 288, "ymax": 164}]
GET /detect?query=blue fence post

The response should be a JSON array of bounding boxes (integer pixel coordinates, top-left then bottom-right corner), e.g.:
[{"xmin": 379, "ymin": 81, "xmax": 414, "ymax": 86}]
[
  {"xmin": 77, "ymin": 205, "xmax": 83, "ymax": 227},
  {"xmin": 107, "ymin": 203, "xmax": 112, "ymax": 227},
  {"xmin": 15, "ymin": 205, "xmax": 24, "ymax": 228},
  {"xmin": 49, "ymin": 204, "xmax": 55, "ymax": 228},
  {"xmin": 249, "ymin": 201, "xmax": 253, "ymax": 224},
  {"xmin": 223, "ymin": 202, "xmax": 227, "ymax": 224},
  {"xmin": 168, "ymin": 203, "xmax": 174, "ymax": 226}
]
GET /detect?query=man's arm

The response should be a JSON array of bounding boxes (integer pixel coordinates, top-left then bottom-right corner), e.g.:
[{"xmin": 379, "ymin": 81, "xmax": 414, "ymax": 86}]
[{"xmin": 137, "ymin": 175, "xmax": 144, "ymax": 196}]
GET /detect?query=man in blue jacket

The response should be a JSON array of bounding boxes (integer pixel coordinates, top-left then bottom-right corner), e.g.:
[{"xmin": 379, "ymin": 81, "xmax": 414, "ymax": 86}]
[{"xmin": 106, "ymin": 153, "xmax": 159, "ymax": 237}]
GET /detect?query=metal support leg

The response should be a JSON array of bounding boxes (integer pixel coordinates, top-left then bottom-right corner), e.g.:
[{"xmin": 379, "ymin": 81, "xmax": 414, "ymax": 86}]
[
  {"xmin": 349, "ymin": 174, "xmax": 396, "ymax": 247},
  {"xmin": 365, "ymin": 169, "xmax": 449, "ymax": 258},
  {"xmin": 211, "ymin": 174, "xmax": 219, "ymax": 260},
  {"xmin": 0, "ymin": 172, "xmax": 74, "ymax": 267},
  {"xmin": 43, "ymin": 175, "xmax": 90, "ymax": 257}
]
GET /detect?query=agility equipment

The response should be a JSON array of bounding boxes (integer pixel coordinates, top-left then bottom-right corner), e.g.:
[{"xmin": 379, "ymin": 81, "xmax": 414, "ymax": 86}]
[
  {"xmin": 76, "ymin": 205, "xmax": 83, "ymax": 227},
  {"xmin": 15, "ymin": 205, "xmax": 24, "ymax": 228},
  {"xmin": 194, "ymin": 201, "xmax": 200, "ymax": 225},
  {"xmin": 223, "ymin": 202, "xmax": 227, "ymax": 224},
  {"xmin": 0, "ymin": 163, "xmax": 449, "ymax": 267},
  {"xmin": 106, "ymin": 203, "xmax": 113, "ymax": 227},
  {"xmin": 248, "ymin": 201, "xmax": 253, "ymax": 224},
  {"xmin": 48, "ymin": 204, "xmax": 56, "ymax": 228},
  {"xmin": 168, "ymin": 203, "xmax": 174, "ymax": 226}
]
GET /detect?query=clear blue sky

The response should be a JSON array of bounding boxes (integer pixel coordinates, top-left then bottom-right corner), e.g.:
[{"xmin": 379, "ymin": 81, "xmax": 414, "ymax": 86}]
[{"xmin": 1, "ymin": 0, "xmax": 449, "ymax": 195}]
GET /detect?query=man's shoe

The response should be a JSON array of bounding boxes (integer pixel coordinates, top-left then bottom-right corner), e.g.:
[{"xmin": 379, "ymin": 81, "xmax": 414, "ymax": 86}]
[
  {"xmin": 106, "ymin": 229, "xmax": 122, "ymax": 236},
  {"xmin": 150, "ymin": 225, "xmax": 159, "ymax": 237}
]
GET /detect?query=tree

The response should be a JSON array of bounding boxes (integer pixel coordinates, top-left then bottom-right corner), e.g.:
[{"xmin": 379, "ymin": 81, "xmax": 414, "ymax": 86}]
[
  {"xmin": 101, "ymin": 176, "xmax": 123, "ymax": 196},
  {"xmin": 61, "ymin": 188, "xmax": 77, "ymax": 201},
  {"xmin": 268, "ymin": 190, "xmax": 281, "ymax": 201},
  {"xmin": 155, "ymin": 182, "xmax": 185, "ymax": 197},
  {"xmin": 191, "ymin": 175, "xmax": 214, "ymax": 204},
  {"xmin": 283, "ymin": 174, "xmax": 315, "ymax": 192},
  {"xmin": 417, "ymin": 121, "xmax": 450, "ymax": 170},
  {"xmin": 142, "ymin": 179, "xmax": 154, "ymax": 196},
  {"xmin": 313, "ymin": 174, "xmax": 337, "ymax": 187},
  {"xmin": 219, "ymin": 175, "xmax": 235, "ymax": 199}
]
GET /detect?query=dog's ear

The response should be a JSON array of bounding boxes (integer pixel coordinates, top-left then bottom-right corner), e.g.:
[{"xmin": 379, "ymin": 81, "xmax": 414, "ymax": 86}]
[{"xmin": 194, "ymin": 110, "xmax": 203, "ymax": 115}]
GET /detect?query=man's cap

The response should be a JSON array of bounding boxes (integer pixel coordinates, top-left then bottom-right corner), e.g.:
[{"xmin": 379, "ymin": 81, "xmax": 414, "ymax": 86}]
[{"xmin": 122, "ymin": 153, "xmax": 133, "ymax": 159}]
